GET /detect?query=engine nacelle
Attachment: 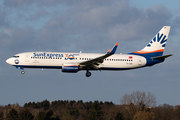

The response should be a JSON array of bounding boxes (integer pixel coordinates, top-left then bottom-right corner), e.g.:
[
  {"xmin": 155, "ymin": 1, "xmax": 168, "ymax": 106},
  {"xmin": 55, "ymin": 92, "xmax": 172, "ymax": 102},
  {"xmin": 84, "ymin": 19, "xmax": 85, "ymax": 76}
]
[{"xmin": 62, "ymin": 64, "xmax": 79, "ymax": 73}]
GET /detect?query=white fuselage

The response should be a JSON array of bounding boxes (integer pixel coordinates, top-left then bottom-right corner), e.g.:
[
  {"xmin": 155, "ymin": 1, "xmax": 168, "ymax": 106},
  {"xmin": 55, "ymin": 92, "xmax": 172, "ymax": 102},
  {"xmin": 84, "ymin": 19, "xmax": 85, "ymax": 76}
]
[{"xmin": 6, "ymin": 52, "xmax": 147, "ymax": 70}]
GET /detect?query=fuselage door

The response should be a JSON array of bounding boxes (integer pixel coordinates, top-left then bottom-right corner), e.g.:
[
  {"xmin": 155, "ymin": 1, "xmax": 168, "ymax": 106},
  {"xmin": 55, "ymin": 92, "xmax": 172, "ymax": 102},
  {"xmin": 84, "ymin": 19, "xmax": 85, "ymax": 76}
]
[
  {"xmin": 25, "ymin": 54, "xmax": 29, "ymax": 62},
  {"xmin": 138, "ymin": 57, "xmax": 142, "ymax": 65}
]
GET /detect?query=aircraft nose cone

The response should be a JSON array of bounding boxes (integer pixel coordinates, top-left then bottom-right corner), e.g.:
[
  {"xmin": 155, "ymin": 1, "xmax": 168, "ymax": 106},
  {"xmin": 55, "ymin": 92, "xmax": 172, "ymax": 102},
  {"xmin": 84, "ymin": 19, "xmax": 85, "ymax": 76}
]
[{"xmin": 6, "ymin": 58, "xmax": 12, "ymax": 65}]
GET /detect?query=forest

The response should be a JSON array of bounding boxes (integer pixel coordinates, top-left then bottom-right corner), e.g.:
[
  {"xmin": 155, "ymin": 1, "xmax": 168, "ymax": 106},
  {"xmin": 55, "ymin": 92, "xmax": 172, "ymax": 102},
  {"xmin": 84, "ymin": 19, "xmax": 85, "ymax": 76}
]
[{"xmin": 1, "ymin": 91, "xmax": 180, "ymax": 120}]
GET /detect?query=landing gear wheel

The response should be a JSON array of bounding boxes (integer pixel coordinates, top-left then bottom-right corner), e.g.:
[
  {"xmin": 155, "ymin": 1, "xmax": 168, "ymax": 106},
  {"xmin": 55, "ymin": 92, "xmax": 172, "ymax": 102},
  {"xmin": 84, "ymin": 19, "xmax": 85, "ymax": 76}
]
[
  {"xmin": 86, "ymin": 72, "xmax": 91, "ymax": 77},
  {"xmin": 21, "ymin": 71, "xmax": 25, "ymax": 74}
]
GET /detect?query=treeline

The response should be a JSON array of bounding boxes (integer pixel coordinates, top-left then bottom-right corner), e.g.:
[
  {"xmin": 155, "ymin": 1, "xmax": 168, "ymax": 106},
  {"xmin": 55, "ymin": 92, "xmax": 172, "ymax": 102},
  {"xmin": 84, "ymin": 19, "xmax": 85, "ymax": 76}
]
[{"xmin": 0, "ymin": 99, "xmax": 180, "ymax": 120}]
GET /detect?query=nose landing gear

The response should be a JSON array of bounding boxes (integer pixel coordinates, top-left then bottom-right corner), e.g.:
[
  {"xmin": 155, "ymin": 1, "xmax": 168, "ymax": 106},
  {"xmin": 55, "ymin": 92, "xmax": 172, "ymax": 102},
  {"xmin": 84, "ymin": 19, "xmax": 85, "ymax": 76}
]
[
  {"xmin": 21, "ymin": 71, "xmax": 25, "ymax": 74},
  {"xmin": 20, "ymin": 67, "xmax": 25, "ymax": 75}
]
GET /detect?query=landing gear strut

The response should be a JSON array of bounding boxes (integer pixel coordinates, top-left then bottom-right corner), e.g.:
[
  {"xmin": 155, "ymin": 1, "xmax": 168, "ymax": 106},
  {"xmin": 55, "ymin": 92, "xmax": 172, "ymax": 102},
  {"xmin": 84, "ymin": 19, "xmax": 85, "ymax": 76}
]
[
  {"xmin": 20, "ymin": 67, "xmax": 25, "ymax": 75},
  {"xmin": 86, "ymin": 70, "xmax": 91, "ymax": 77}
]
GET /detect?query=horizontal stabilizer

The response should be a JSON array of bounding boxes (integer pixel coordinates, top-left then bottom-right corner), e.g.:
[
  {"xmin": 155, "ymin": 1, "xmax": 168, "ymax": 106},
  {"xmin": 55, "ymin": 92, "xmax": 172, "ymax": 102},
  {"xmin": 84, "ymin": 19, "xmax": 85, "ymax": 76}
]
[{"xmin": 151, "ymin": 54, "xmax": 173, "ymax": 60}]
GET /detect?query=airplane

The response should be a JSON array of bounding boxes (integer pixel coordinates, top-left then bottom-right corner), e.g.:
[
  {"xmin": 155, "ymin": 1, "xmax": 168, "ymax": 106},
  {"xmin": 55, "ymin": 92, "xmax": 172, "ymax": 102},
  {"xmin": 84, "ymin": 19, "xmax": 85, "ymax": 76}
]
[{"xmin": 6, "ymin": 26, "xmax": 172, "ymax": 77}]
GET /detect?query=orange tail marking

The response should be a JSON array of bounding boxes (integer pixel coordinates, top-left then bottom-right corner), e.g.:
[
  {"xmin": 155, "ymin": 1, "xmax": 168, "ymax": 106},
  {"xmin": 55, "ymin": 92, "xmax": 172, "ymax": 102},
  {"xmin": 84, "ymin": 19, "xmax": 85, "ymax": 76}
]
[
  {"xmin": 115, "ymin": 42, "xmax": 119, "ymax": 46},
  {"xmin": 108, "ymin": 49, "xmax": 111, "ymax": 53},
  {"xmin": 134, "ymin": 49, "xmax": 164, "ymax": 54}
]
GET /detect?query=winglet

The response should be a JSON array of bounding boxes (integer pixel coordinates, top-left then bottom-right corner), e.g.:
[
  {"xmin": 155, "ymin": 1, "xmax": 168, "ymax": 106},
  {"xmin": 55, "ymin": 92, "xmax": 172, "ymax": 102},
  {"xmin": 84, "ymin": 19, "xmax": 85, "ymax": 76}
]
[
  {"xmin": 108, "ymin": 42, "xmax": 119, "ymax": 54},
  {"xmin": 107, "ymin": 49, "xmax": 111, "ymax": 54}
]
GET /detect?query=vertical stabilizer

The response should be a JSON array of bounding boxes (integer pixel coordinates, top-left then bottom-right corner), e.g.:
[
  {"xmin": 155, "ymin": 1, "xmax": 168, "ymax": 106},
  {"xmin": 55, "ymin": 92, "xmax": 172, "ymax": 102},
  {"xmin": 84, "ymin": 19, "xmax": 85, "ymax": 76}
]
[{"xmin": 134, "ymin": 26, "xmax": 171, "ymax": 56}]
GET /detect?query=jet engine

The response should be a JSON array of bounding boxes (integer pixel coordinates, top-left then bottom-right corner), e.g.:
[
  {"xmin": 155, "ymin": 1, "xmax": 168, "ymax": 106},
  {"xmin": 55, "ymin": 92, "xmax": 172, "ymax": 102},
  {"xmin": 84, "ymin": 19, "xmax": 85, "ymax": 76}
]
[{"xmin": 62, "ymin": 64, "xmax": 79, "ymax": 73}]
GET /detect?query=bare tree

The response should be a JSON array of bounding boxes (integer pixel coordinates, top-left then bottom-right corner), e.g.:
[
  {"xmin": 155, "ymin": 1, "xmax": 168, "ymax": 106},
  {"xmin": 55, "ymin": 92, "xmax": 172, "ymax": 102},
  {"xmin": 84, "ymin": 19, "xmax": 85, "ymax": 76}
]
[{"xmin": 120, "ymin": 91, "xmax": 156, "ymax": 119}]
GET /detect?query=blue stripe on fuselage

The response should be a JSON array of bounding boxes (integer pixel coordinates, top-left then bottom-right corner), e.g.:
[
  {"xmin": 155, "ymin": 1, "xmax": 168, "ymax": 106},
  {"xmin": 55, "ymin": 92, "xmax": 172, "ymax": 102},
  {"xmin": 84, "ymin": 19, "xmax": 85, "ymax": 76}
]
[
  {"xmin": 13, "ymin": 65, "xmax": 62, "ymax": 69},
  {"xmin": 13, "ymin": 65, "xmax": 140, "ymax": 71},
  {"xmin": 129, "ymin": 52, "xmax": 164, "ymax": 66}
]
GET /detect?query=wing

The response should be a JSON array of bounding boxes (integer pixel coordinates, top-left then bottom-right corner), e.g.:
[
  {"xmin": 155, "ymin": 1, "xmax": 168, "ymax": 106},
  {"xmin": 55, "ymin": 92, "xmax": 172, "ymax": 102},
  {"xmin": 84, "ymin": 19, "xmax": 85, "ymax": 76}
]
[{"xmin": 79, "ymin": 42, "xmax": 119, "ymax": 69}]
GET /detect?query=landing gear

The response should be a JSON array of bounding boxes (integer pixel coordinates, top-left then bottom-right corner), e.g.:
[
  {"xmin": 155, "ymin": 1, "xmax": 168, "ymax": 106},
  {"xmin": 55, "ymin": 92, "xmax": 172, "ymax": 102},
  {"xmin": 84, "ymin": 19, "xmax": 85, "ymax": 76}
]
[
  {"xmin": 86, "ymin": 70, "xmax": 91, "ymax": 77},
  {"xmin": 20, "ymin": 67, "xmax": 25, "ymax": 75},
  {"xmin": 21, "ymin": 71, "xmax": 25, "ymax": 74}
]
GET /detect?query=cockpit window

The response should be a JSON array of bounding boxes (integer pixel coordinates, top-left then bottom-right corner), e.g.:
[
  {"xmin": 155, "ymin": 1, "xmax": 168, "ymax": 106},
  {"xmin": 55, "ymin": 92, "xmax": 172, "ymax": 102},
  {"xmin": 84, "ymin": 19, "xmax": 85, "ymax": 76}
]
[{"xmin": 13, "ymin": 56, "xmax": 19, "ymax": 58}]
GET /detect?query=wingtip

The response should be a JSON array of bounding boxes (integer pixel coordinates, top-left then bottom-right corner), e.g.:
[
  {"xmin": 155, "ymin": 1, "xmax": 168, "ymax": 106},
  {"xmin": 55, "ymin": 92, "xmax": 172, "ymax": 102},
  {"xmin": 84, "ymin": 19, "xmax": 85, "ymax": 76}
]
[
  {"xmin": 106, "ymin": 42, "xmax": 119, "ymax": 54},
  {"xmin": 115, "ymin": 42, "xmax": 119, "ymax": 46}
]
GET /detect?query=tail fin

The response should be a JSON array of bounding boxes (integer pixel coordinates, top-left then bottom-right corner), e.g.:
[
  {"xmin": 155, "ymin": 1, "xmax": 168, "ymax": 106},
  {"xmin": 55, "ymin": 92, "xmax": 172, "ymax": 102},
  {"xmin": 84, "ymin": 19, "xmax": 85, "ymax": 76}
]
[{"xmin": 133, "ymin": 26, "xmax": 171, "ymax": 56}]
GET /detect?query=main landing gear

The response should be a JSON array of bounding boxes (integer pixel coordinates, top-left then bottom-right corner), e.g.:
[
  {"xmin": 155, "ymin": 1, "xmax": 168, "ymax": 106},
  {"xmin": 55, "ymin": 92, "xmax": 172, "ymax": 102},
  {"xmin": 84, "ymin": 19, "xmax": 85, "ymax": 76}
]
[{"xmin": 86, "ymin": 70, "xmax": 91, "ymax": 77}]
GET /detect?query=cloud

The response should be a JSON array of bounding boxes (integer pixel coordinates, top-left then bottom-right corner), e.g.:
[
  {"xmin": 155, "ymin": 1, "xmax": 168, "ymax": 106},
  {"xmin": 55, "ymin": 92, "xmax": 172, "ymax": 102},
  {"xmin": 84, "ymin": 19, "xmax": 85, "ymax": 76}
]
[
  {"xmin": 109, "ymin": 4, "xmax": 172, "ymax": 41},
  {"xmin": 4, "ymin": 0, "xmax": 65, "ymax": 7},
  {"xmin": 0, "ymin": 0, "xmax": 174, "ymax": 53},
  {"xmin": 72, "ymin": 0, "xmax": 136, "ymax": 28},
  {"xmin": 0, "ymin": 27, "xmax": 36, "ymax": 53},
  {"xmin": 0, "ymin": 5, "xmax": 7, "ymax": 27},
  {"xmin": 0, "ymin": 0, "xmax": 175, "ymax": 54}
]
